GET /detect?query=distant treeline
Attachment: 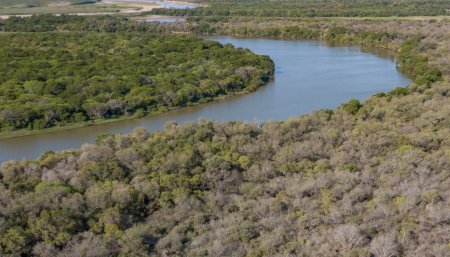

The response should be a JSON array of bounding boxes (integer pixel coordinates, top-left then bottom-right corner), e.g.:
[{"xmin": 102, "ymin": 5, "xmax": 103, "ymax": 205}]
[
  {"xmin": 151, "ymin": 6, "xmax": 448, "ymax": 18},
  {"xmin": 150, "ymin": 0, "xmax": 450, "ymax": 17},
  {"xmin": 0, "ymin": 15, "xmax": 442, "ymax": 86},
  {"xmin": 0, "ymin": 32, "xmax": 274, "ymax": 132},
  {"xmin": 0, "ymin": 15, "xmax": 169, "ymax": 33},
  {"xmin": 205, "ymin": 0, "xmax": 450, "ymax": 8}
]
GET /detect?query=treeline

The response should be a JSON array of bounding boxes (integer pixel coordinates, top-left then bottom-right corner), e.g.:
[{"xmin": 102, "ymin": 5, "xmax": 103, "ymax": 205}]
[
  {"xmin": 149, "ymin": 0, "xmax": 450, "ymax": 17},
  {"xmin": 205, "ymin": 0, "xmax": 450, "ymax": 7},
  {"xmin": 0, "ymin": 33, "xmax": 274, "ymax": 132},
  {"xmin": 0, "ymin": 15, "xmax": 170, "ymax": 33},
  {"xmin": 151, "ymin": 6, "xmax": 448, "ymax": 18},
  {"xmin": 190, "ymin": 23, "xmax": 321, "ymax": 39}
]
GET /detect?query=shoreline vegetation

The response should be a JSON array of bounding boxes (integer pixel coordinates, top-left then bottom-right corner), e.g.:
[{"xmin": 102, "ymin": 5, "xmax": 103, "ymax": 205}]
[
  {"xmin": 150, "ymin": 0, "xmax": 450, "ymax": 17},
  {"xmin": 0, "ymin": 35, "xmax": 407, "ymax": 140},
  {"xmin": 0, "ymin": 14, "xmax": 442, "ymax": 139},
  {"xmin": 0, "ymin": 39, "xmax": 402, "ymax": 140},
  {"xmin": 0, "ymin": 89, "xmax": 258, "ymax": 140},
  {"xmin": 0, "ymin": 22, "xmax": 448, "ymax": 254},
  {"xmin": 0, "ymin": 31, "xmax": 274, "ymax": 138}
]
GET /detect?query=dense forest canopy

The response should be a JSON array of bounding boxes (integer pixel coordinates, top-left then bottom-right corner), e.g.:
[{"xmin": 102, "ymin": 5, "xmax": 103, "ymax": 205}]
[
  {"xmin": 0, "ymin": 32, "xmax": 274, "ymax": 133},
  {"xmin": 0, "ymin": 0, "xmax": 450, "ymax": 254},
  {"xmin": 2, "ymin": 76, "xmax": 450, "ymax": 256},
  {"xmin": 0, "ymin": 12, "xmax": 449, "ymax": 256},
  {"xmin": 0, "ymin": 15, "xmax": 179, "ymax": 33},
  {"xmin": 0, "ymin": 15, "xmax": 442, "ymax": 86}
]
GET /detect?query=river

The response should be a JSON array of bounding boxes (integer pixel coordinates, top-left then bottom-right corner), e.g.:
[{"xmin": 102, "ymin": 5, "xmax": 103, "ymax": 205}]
[{"xmin": 0, "ymin": 37, "xmax": 411, "ymax": 163}]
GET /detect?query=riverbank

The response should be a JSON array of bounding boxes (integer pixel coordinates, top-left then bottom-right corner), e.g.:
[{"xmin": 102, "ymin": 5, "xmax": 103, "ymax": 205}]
[
  {"xmin": 0, "ymin": 90, "xmax": 259, "ymax": 140},
  {"xmin": 0, "ymin": 36, "xmax": 410, "ymax": 164},
  {"xmin": 0, "ymin": 33, "xmax": 407, "ymax": 140},
  {"xmin": 0, "ymin": 32, "xmax": 408, "ymax": 141},
  {"xmin": 0, "ymin": 6, "xmax": 449, "ymax": 257}
]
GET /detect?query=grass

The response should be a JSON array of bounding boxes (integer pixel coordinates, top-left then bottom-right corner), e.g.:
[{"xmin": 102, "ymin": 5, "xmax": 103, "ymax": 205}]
[{"xmin": 0, "ymin": 0, "xmax": 95, "ymax": 8}]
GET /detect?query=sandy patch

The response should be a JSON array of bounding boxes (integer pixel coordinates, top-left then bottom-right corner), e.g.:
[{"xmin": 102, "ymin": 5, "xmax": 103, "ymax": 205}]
[
  {"xmin": 117, "ymin": 2, "xmax": 159, "ymax": 13},
  {"xmin": 0, "ymin": 14, "xmax": 32, "ymax": 19},
  {"xmin": 164, "ymin": 0, "xmax": 206, "ymax": 8},
  {"xmin": 102, "ymin": 0, "xmax": 161, "ymax": 13},
  {"xmin": 48, "ymin": 1, "xmax": 72, "ymax": 7}
]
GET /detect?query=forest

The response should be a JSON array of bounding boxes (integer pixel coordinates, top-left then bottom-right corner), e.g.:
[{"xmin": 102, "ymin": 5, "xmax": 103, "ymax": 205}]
[
  {"xmin": 150, "ymin": 0, "xmax": 450, "ymax": 17},
  {"xmin": 0, "ymin": 15, "xmax": 175, "ymax": 33},
  {"xmin": 0, "ymin": 32, "xmax": 274, "ymax": 133},
  {"xmin": 1, "ymin": 11, "xmax": 450, "ymax": 256},
  {"xmin": 1, "ymin": 0, "xmax": 450, "ymax": 255},
  {"xmin": 0, "ymin": 15, "xmax": 442, "ymax": 86},
  {"xmin": 1, "ymin": 77, "xmax": 450, "ymax": 256}
]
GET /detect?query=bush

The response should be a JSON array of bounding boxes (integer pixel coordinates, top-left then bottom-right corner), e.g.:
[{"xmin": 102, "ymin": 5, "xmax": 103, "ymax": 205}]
[{"xmin": 341, "ymin": 99, "xmax": 363, "ymax": 115}]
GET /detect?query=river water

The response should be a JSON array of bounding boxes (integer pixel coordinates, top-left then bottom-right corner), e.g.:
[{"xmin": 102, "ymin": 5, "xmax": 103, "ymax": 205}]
[{"xmin": 0, "ymin": 37, "xmax": 411, "ymax": 163}]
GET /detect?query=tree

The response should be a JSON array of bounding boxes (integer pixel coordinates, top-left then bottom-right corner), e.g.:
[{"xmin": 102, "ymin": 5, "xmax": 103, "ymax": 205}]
[
  {"xmin": 369, "ymin": 233, "xmax": 399, "ymax": 257},
  {"xmin": 333, "ymin": 224, "xmax": 367, "ymax": 254}
]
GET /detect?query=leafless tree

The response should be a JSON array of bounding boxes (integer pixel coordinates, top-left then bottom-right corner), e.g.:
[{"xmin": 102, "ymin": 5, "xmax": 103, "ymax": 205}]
[
  {"xmin": 369, "ymin": 233, "xmax": 399, "ymax": 257},
  {"xmin": 333, "ymin": 224, "xmax": 367, "ymax": 255}
]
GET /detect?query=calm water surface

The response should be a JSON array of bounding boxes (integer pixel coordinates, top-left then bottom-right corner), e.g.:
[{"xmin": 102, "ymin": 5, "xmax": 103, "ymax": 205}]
[
  {"xmin": 107, "ymin": 0, "xmax": 199, "ymax": 9},
  {"xmin": 143, "ymin": 17, "xmax": 186, "ymax": 23},
  {"xmin": 0, "ymin": 37, "xmax": 411, "ymax": 162}
]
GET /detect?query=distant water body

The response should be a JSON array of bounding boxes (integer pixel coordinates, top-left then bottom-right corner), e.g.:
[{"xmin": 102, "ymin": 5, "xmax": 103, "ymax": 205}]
[
  {"xmin": 0, "ymin": 37, "xmax": 411, "ymax": 163},
  {"xmin": 142, "ymin": 17, "xmax": 186, "ymax": 23},
  {"xmin": 107, "ymin": 0, "xmax": 199, "ymax": 9}
]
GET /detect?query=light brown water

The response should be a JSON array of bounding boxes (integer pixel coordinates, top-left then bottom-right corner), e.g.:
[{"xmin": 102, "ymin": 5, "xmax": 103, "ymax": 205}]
[{"xmin": 0, "ymin": 37, "xmax": 411, "ymax": 163}]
